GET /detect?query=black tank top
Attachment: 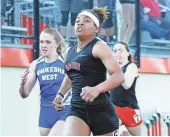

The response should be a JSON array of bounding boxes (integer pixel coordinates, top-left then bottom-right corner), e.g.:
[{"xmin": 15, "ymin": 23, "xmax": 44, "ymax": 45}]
[
  {"xmin": 65, "ymin": 38, "xmax": 110, "ymax": 108},
  {"xmin": 110, "ymin": 62, "xmax": 139, "ymax": 109}
]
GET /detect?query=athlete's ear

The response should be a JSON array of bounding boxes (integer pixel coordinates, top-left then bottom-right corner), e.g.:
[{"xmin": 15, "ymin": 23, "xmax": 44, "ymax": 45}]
[{"xmin": 94, "ymin": 27, "xmax": 99, "ymax": 34}]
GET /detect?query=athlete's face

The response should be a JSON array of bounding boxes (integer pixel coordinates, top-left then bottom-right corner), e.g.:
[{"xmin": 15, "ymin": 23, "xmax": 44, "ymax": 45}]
[
  {"xmin": 113, "ymin": 43, "xmax": 130, "ymax": 64},
  {"xmin": 39, "ymin": 32, "xmax": 58, "ymax": 57},
  {"xmin": 74, "ymin": 14, "xmax": 99, "ymax": 37}
]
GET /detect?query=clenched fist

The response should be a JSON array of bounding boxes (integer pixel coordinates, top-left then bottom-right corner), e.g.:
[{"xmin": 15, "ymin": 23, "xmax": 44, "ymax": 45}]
[
  {"xmin": 53, "ymin": 93, "xmax": 64, "ymax": 111},
  {"xmin": 80, "ymin": 86, "xmax": 100, "ymax": 102}
]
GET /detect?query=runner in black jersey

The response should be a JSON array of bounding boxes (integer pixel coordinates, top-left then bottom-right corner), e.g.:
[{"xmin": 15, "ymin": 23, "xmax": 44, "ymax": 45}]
[
  {"xmin": 111, "ymin": 42, "xmax": 142, "ymax": 136},
  {"xmin": 53, "ymin": 7, "xmax": 125, "ymax": 136}
]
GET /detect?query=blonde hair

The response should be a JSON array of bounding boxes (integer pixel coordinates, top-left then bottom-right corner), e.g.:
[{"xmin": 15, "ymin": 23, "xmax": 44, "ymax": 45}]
[{"xmin": 42, "ymin": 28, "xmax": 65, "ymax": 54}]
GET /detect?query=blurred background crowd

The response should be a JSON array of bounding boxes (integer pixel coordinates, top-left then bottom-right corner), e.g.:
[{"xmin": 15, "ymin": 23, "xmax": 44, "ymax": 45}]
[{"xmin": 1, "ymin": 0, "xmax": 170, "ymax": 46}]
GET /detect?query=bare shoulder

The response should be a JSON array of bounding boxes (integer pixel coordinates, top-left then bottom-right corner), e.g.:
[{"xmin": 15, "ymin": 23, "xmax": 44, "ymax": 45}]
[
  {"xmin": 36, "ymin": 56, "xmax": 45, "ymax": 63},
  {"xmin": 92, "ymin": 40, "xmax": 112, "ymax": 58},
  {"xmin": 29, "ymin": 56, "xmax": 44, "ymax": 71},
  {"xmin": 127, "ymin": 63, "xmax": 138, "ymax": 70},
  {"xmin": 126, "ymin": 63, "xmax": 138, "ymax": 76},
  {"xmin": 95, "ymin": 39, "xmax": 108, "ymax": 49}
]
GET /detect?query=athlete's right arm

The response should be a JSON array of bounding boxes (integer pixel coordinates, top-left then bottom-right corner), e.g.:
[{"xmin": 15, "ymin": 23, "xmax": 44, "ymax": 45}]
[
  {"xmin": 19, "ymin": 60, "xmax": 37, "ymax": 98},
  {"xmin": 57, "ymin": 47, "xmax": 72, "ymax": 96},
  {"xmin": 53, "ymin": 74, "xmax": 72, "ymax": 111},
  {"xmin": 53, "ymin": 47, "xmax": 72, "ymax": 108}
]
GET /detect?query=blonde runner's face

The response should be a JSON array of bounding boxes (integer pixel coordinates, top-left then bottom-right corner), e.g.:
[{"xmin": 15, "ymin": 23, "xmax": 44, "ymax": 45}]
[{"xmin": 39, "ymin": 32, "xmax": 58, "ymax": 57}]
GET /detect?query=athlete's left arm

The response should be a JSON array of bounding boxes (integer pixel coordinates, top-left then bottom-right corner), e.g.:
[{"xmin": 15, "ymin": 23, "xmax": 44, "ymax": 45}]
[
  {"xmin": 121, "ymin": 63, "xmax": 138, "ymax": 89},
  {"xmin": 92, "ymin": 41, "xmax": 125, "ymax": 93}
]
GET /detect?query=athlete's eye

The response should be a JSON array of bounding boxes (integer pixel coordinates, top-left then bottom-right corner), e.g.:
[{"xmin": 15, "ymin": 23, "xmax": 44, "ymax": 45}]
[
  {"xmin": 75, "ymin": 20, "xmax": 80, "ymax": 23},
  {"xmin": 119, "ymin": 49, "xmax": 123, "ymax": 52},
  {"xmin": 85, "ymin": 19, "xmax": 90, "ymax": 23},
  {"xmin": 40, "ymin": 40, "xmax": 44, "ymax": 44},
  {"xmin": 46, "ymin": 40, "xmax": 51, "ymax": 44},
  {"xmin": 114, "ymin": 49, "xmax": 123, "ymax": 53}
]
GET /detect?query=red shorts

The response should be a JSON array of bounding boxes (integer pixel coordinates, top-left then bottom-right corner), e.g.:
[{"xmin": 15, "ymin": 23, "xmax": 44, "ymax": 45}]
[{"xmin": 114, "ymin": 105, "xmax": 142, "ymax": 127}]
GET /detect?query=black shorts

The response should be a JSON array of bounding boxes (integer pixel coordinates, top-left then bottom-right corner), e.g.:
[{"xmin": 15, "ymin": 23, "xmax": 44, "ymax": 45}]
[{"xmin": 67, "ymin": 102, "xmax": 119, "ymax": 135}]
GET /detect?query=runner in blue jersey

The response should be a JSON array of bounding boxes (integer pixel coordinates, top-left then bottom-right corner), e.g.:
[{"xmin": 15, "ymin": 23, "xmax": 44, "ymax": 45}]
[{"xmin": 19, "ymin": 28, "xmax": 71, "ymax": 136}]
